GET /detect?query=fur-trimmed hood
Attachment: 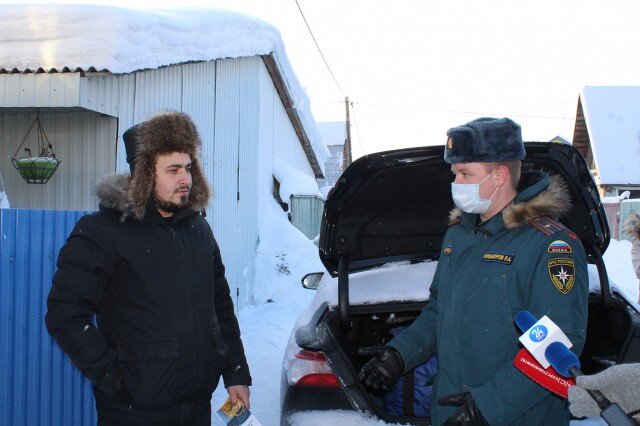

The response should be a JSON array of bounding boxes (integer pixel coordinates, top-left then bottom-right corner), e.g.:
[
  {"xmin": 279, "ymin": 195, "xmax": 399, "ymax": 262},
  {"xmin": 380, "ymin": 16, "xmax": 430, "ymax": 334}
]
[
  {"xmin": 623, "ymin": 211, "xmax": 640, "ymax": 241},
  {"xmin": 448, "ymin": 172, "xmax": 570, "ymax": 229},
  {"xmin": 96, "ymin": 172, "xmax": 133, "ymax": 214},
  {"xmin": 96, "ymin": 111, "xmax": 210, "ymax": 219}
]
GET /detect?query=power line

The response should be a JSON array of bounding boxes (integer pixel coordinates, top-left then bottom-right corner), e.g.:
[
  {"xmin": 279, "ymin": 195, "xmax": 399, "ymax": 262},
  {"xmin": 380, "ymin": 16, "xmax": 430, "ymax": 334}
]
[
  {"xmin": 294, "ymin": 0, "xmax": 346, "ymax": 97},
  {"xmin": 507, "ymin": 98, "xmax": 576, "ymax": 112},
  {"xmin": 354, "ymin": 101, "xmax": 574, "ymax": 120},
  {"xmin": 315, "ymin": 100, "xmax": 345, "ymax": 106}
]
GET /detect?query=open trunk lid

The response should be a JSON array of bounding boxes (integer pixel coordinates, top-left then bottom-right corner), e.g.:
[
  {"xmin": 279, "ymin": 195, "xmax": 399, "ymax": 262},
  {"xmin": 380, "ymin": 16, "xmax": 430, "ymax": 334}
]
[
  {"xmin": 318, "ymin": 143, "xmax": 611, "ymax": 331},
  {"xmin": 319, "ymin": 143, "xmax": 608, "ymax": 275}
]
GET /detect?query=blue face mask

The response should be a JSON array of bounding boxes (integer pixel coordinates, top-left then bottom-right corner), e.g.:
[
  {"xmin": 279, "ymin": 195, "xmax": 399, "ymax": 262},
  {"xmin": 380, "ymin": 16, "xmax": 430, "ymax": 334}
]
[{"xmin": 451, "ymin": 170, "xmax": 499, "ymax": 214}]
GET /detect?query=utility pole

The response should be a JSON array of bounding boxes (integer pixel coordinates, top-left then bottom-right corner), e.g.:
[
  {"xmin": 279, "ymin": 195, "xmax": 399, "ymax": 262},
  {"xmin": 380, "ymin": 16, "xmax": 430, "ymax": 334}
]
[{"xmin": 344, "ymin": 96, "xmax": 353, "ymax": 167}]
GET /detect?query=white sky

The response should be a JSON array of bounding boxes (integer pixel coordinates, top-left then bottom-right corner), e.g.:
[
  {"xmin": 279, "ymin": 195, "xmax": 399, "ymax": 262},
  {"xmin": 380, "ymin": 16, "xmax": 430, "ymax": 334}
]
[{"xmin": 6, "ymin": 0, "xmax": 640, "ymax": 158}]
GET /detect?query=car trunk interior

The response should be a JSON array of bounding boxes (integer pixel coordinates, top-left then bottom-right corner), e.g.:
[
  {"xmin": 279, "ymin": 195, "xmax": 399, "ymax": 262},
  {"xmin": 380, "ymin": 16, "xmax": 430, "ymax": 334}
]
[
  {"xmin": 316, "ymin": 291, "xmax": 640, "ymax": 425},
  {"xmin": 582, "ymin": 292, "xmax": 640, "ymax": 374},
  {"xmin": 318, "ymin": 302, "xmax": 432, "ymax": 424}
]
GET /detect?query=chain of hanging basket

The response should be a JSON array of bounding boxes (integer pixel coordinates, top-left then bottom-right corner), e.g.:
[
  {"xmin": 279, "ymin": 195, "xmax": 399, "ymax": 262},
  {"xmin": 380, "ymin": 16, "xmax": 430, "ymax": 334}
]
[{"xmin": 11, "ymin": 108, "xmax": 61, "ymax": 184}]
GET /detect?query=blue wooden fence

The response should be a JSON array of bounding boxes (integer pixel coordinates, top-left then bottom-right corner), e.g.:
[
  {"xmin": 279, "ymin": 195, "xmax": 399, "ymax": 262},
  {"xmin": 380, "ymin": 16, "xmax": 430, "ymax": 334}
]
[{"xmin": 0, "ymin": 209, "xmax": 96, "ymax": 425}]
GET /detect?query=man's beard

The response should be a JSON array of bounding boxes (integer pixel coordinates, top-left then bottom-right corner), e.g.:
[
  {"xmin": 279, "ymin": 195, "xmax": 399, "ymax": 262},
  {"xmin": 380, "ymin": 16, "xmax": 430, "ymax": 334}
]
[{"xmin": 154, "ymin": 192, "xmax": 189, "ymax": 213}]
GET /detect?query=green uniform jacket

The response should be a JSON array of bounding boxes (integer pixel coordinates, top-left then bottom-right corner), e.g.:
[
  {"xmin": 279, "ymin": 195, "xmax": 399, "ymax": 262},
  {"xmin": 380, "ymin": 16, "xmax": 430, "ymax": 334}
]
[{"xmin": 388, "ymin": 171, "xmax": 588, "ymax": 425}]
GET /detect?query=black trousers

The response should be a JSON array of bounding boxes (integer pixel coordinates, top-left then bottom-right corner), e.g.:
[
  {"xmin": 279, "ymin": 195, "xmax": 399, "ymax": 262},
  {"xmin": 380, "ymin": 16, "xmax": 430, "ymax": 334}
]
[{"xmin": 95, "ymin": 388, "xmax": 211, "ymax": 426}]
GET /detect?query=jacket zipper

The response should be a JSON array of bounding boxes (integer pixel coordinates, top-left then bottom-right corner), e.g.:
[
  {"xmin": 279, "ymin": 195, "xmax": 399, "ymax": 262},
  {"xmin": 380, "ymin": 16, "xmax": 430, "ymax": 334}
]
[{"xmin": 172, "ymin": 224, "xmax": 201, "ymax": 391}]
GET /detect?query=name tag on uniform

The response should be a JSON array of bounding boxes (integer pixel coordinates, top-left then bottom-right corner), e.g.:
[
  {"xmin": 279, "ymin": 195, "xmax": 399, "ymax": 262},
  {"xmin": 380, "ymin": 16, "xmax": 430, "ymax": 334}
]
[{"xmin": 481, "ymin": 252, "xmax": 514, "ymax": 265}]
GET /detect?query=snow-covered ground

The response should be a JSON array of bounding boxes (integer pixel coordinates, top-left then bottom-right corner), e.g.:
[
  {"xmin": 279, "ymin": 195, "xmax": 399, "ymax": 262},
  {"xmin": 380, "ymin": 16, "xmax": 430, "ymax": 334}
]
[{"xmin": 210, "ymin": 198, "xmax": 638, "ymax": 425}]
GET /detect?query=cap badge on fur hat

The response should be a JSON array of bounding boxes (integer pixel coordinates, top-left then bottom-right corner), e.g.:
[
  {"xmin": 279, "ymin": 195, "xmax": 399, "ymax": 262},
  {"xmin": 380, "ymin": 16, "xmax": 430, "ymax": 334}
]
[
  {"xmin": 444, "ymin": 117, "xmax": 525, "ymax": 164},
  {"xmin": 447, "ymin": 136, "xmax": 454, "ymax": 150}
]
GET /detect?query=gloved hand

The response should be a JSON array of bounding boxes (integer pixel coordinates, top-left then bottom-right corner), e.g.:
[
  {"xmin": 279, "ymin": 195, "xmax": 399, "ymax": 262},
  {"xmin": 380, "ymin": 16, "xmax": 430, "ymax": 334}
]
[
  {"xmin": 568, "ymin": 363, "xmax": 640, "ymax": 419},
  {"xmin": 438, "ymin": 392, "xmax": 489, "ymax": 426},
  {"xmin": 357, "ymin": 346, "xmax": 404, "ymax": 390}
]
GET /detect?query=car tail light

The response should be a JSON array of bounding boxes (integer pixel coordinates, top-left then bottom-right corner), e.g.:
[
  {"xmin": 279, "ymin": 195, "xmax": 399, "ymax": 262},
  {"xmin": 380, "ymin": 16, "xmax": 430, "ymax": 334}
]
[
  {"xmin": 284, "ymin": 348, "xmax": 341, "ymax": 388},
  {"xmin": 296, "ymin": 372, "xmax": 340, "ymax": 387}
]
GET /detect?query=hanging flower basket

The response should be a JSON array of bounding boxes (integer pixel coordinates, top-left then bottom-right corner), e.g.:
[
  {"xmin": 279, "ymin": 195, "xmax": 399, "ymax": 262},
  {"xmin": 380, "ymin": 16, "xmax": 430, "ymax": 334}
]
[
  {"xmin": 12, "ymin": 156, "xmax": 61, "ymax": 184},
  {"xmin": 11, "ymin": 109, "xmax": 61, "ymax": 184}
]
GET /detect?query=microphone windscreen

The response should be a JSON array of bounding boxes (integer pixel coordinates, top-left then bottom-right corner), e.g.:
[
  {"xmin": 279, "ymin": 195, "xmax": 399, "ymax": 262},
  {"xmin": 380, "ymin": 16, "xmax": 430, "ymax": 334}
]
[
  {"xmin": 515, "ymin": 310, "xmax": 538, "ymax": 333},
  {"xmin": 545, "ymin": 341, "xmax": 580, "ymax": 377}
]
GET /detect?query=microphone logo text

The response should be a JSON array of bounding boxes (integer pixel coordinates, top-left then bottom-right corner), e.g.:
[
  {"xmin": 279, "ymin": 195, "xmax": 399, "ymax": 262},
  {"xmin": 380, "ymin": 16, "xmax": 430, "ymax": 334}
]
[{"xmin": 529, "ymin": 325, "xmax": 548, "ymax": 342}]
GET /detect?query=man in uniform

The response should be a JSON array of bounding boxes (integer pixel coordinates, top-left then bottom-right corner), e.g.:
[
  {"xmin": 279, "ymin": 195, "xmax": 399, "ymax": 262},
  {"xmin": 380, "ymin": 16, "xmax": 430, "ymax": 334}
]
[
  {"xmin": 46, "ymin": 112, "xmax": 251, "ymax": 425},
  {"xmin": 359, "ymin": 117, "xmax": 588, "ymax": 425}
]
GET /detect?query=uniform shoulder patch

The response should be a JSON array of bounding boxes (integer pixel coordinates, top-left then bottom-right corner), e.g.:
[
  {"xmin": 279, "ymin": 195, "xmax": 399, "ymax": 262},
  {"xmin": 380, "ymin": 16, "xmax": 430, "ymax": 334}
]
[
  {"xmin": 443, "ymin": 246, "xmax": 452, "ymax": 255},
  {"xmin": 548, "ymin": 257, "xmax": 575, "ymax": 294},
  {"xmin": 528, "ymin": 216, "xmax": 579, "ymax": 240},
  {"xmin": 548, "ymin": 240, "xmax": 572, "ymax": 254}
]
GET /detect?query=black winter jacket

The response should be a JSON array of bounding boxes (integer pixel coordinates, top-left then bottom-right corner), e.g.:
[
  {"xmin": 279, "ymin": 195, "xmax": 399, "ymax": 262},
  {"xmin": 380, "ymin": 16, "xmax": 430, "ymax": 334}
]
[{"xmin": 45, "ymin": 183, "xmax": 251, "ymax": 409}]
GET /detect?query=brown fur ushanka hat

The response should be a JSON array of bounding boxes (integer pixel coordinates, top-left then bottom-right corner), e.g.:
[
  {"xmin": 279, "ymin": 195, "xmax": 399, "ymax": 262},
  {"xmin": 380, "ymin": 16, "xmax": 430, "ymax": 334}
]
[{"xmin": 128, "ymin": 111, "xmax": 210, "ymax": 219}]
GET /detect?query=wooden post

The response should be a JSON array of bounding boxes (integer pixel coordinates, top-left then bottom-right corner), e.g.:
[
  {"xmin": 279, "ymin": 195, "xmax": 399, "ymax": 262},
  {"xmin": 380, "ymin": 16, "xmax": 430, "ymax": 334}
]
[{"xmin": 344, "ymin": 97, "xmax": 353, "ymax": 167}]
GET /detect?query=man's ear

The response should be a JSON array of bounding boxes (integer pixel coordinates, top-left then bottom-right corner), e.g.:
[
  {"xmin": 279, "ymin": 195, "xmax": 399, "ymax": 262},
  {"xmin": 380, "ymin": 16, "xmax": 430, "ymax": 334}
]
[{"xmin": 494, "ymin": 165, "xmax": 510, "ymax": 187}]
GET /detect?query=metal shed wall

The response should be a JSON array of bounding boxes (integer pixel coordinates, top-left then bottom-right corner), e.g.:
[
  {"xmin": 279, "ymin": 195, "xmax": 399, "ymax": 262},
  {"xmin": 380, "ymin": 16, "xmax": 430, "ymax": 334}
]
[
  {"xmin": 0, "ymin": 209, "xmax": 96, "ymax": 426},
  {"xmin": 79, "ymin": 73, "xmax": 136, "ymax": 173},
  {"xmin": 0, "ymin": 73, "xmax": 81, "ymax": 108},
  {"xmin": 235, "ymin": 58, "xmax": 260, "ymax": 309},
  {"xmin": 213, "ymin": 57, "xmax": 260, "ymax": 309},
  {"xmin": 0, "ymin": 111, "xmax": 116, "ymax": 210},
  {"xmin": 181, "ymin": 61, "xmax": 217, "ymax": 184},
  {"xmin": 256, "ymin": 60, "xmax": 316, "ymax": 208}
]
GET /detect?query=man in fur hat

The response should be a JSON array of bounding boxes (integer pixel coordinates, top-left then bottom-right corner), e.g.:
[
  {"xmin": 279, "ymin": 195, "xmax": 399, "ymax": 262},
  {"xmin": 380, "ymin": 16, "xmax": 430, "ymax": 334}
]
[
  {"xmin": 359, "ymin": 117, "xmax": 588, "ymax": 425},
  {"xmin": 46, "ymin": 111, "xmax": 251, "ymax": 425}
]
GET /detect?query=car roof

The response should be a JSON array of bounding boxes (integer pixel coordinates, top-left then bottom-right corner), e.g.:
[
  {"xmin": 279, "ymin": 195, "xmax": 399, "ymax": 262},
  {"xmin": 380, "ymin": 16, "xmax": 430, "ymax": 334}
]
[{"xmin": 319, "ymin": 143, "xmax": 609, "ymax": 276}]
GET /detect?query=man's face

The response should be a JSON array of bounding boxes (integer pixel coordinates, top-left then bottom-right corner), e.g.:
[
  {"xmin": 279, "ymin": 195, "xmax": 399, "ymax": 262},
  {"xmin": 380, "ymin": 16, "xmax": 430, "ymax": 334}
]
[
  {"xmin": 451, "ymin": 162, "xmax": 496, "ymax": 199},
  {"xmin": 153, "ymin": 152, "xmax": 192, "ymax": 217}
]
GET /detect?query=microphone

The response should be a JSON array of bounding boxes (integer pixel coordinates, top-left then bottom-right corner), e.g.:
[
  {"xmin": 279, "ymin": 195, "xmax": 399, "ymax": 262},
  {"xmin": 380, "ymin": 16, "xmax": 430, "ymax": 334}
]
[
  {"xmin": 514, "ymin": 310, "xmax": 572, "ymax": 369},
  {"xmin": 514, "ymin": 310, "xmax": 537, "ymax": 331},
  {"xmin": 513, "ymin": 310, "xmax": 576, "ymax": 397},
  {"xmin": 545, "ymin": 341, "xmax": 635, "ymax": 426}
]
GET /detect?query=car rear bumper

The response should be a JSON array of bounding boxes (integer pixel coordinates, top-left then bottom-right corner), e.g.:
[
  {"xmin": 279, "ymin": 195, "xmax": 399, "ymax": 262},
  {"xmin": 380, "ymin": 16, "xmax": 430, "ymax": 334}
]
[{"xmin": 280, "ymin": 381, "xmax": 353, "ymax": 425}]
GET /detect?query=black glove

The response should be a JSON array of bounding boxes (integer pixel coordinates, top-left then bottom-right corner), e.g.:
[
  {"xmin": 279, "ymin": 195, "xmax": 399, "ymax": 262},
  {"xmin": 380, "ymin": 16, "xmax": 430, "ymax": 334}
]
[
  {"xmin": 439, "ymin": 392, "xmax": 489, "ymax": 426},
  {"xmin": 357, "ymin": 346, "xmax": 404, "ymax": 390}
]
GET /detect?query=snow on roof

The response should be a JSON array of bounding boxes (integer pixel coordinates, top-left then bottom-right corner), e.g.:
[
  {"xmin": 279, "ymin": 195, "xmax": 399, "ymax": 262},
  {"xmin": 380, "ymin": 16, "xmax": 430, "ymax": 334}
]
[
  {"xmin": 0, "ymin": 4, "xmax": 329, "ymax": 172},
  {"xmin": 318, "ymin": 122, "xmax": 346, "ymax": 146},
  {"xmin": 580, "ymin": 86, "xmax": 640, "ymax": 185},
  {"xmin": 273, "ymin": 158, "xmax": 324, "ymax": 202},
  {"xmin": 0, "ymin": 5, "xmax": 276, "ymax": 74}
]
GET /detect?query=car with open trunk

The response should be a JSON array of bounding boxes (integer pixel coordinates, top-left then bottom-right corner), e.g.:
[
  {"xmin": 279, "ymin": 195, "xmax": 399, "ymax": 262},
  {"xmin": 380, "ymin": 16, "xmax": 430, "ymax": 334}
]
[{"xmin": 280, "ymin": 143, "xmax": 640, "ymax": 425}]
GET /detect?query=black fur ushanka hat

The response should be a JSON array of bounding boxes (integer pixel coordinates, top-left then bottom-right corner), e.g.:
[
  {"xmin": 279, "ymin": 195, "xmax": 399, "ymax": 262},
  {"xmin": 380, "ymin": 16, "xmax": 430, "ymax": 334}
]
[
  {"xmin": 124, "ymin": 111, "xmax": 210, "ymax": 219},
  {"xmin": 444, "ymin": 117, "xmax": 526, "ymax": 164}
]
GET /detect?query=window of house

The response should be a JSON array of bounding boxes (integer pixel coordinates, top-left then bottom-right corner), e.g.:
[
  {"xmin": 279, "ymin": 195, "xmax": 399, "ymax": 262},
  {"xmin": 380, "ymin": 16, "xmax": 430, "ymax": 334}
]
[{"xmin": 273, "ymin": 176, "xmax": 288, "ymax": 212}]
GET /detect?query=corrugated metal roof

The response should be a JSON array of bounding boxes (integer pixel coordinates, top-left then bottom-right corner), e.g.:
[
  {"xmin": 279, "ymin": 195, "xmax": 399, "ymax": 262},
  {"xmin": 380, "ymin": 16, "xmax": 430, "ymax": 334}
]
[{"xmin": 0, "ymin": 66, "xmax": 105, "ymax": 74}]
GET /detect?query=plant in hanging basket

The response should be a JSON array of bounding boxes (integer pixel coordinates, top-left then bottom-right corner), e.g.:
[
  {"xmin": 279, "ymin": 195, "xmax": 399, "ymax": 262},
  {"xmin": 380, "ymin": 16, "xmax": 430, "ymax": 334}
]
[
  {"xmin": 12, "ymin": 155, "xmax": 61, "ymax": 184},
  {"xmin": 11, "ymin": 111, "xmax": 61, "ymax": 184}
]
